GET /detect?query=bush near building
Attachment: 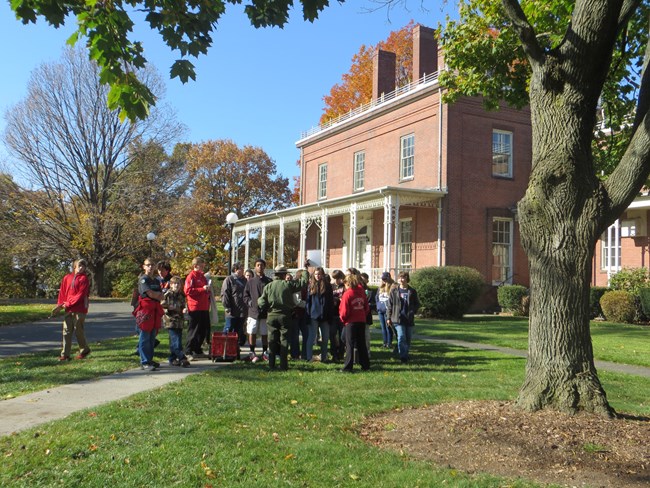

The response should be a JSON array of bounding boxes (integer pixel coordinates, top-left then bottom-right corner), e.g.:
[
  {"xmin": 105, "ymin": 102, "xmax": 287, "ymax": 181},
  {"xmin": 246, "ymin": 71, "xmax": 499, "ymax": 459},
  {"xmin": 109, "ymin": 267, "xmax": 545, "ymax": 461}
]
[
  {"xmin": 411, "ymin": 266, "xmax": 484, "ymax": 319},
  {"xmin": 589, "ymin": 286, "xmax": 609, "ymax": 319},
  {"xmin": 600, "ymin": 290, "xmax": 636, "ymax": 324},
  {"xmin": 497, "ymin": 284, "xmax": 529, "ymax": 316}
]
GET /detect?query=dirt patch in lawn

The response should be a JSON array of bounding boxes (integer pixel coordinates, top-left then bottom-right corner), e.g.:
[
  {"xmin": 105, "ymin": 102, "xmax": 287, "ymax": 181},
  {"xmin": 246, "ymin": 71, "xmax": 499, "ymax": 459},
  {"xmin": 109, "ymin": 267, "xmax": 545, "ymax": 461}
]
[{"xmin": 360, "ymin": 400, "xmax": 650, "ymax": 487}]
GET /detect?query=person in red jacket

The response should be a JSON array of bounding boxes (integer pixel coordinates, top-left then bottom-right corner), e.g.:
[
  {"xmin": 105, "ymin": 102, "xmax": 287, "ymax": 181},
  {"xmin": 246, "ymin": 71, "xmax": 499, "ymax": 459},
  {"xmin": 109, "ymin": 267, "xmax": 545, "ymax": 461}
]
[
  {"xmin": 51, "ymin": 259, "xmax": 91, "ymax": 361},
  {"xmin": 184, "ymin": 256, "xmax": 212, "ymax": 358},
  {"xmin": 339, "ymin": 272, "xmax": 370, "ymax": 372}
]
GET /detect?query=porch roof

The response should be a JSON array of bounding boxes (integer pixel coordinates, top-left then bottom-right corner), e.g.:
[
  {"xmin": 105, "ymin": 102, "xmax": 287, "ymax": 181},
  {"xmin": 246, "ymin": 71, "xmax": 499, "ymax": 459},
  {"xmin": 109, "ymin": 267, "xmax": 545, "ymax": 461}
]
[
  {"xmin": 232, "ymin": 186, "xmax": 447, "ymax": 232},
  {"xmin": 628, "ymin": 194, "xmax": 650, "ymax": 210}
]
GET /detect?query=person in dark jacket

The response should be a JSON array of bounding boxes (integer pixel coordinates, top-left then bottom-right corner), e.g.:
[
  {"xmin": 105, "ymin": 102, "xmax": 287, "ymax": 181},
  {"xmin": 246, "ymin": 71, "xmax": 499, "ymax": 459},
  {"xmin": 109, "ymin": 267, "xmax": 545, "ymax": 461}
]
[
  {"xmin": 243, "ymin": 258, "xmax": 272, "ymax": 359},
  {"xmin": 220, "ymin": 262, "xmax": 247, "ymax": 350},
  {"xmin": 258, "ymin": 264, "xmax": 309, "ymax": 370},
  {"xmin": 339, "ymin": 273, "xmax": 370, "ymax": 372},
  {"xmin": 305, "ymin": 266, "xmax": 334, "ymax": 362},
  {"xmin": 386, "ymin": 271, "xmax": 420, "ymax": 363}
]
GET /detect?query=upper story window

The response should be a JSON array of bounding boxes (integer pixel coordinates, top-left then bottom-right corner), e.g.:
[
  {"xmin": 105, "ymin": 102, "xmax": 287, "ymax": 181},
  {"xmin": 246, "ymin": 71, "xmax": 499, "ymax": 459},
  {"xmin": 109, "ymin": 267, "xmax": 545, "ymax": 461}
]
[
  {"xmin": 318, "ymin": 163, "xmax": 327, "ymax": 200},
  {"xmin": 400, "ymin": 134, "xmax": 415, "ymax": 181},
  {"xmin": 492, "ymin": 130, "xmax": 513, "ymax": 178},
  {"xmin": 353, "ymin": 151, "xmax": 365, "ymax": 192}
]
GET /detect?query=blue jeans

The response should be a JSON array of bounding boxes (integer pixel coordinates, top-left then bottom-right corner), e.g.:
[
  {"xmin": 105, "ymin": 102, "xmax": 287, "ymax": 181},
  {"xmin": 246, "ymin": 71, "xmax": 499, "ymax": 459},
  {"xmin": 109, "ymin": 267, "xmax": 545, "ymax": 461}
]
[
  {"xmin": 223, "ymin": 316, "xmax": 246, "ymax": 345},
  {"xmin": 394, "ymin": 324, "xmax": 413, "ymax": 361},
  {"xmin": 306, "ymin": 319, "xmax": 329, "ymax": 361},
  {"xmin": 290, "ymin": 314, "xmax": 308, "ymax": 359},
  {"xmin": 378, "ymin": 311, "xmax": 393, "ymax": 346},
  {"xmin": 139, "ymin": 329, "xmax": 158, "ymax": 365},
  {"xmin": 168, "ymin": 328, "xmax": 185, "ymax": 362}
]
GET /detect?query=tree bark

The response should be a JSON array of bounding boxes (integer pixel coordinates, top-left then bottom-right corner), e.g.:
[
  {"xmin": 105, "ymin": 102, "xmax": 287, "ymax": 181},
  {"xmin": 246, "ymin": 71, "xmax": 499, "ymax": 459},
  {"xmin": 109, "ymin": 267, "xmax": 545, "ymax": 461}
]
[{"xmin": 515, "ymin": 49, "xmax": 616, "ymax": 415}]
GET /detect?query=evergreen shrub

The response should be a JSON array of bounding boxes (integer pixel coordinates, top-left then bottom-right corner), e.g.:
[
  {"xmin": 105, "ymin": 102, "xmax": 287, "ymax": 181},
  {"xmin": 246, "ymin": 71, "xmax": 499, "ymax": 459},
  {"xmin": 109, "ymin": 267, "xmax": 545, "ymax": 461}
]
[
  {"xmin": 497, "ymin": 285, "xmax": 529, "ymax": 316},
  {"xmin": 600, "ymin": 290, "xmax": 636, "ymax": 324},
  {"xmin": 589, "ymin": 287, "xmax": 609, "ymax": 319},
  {"xmin": 638, "ymin": 288, "xmax": 650, "ymax": 318},
  {"xmin": 410, "ymin": 266, "xmax": 484, "ymax": 319}
]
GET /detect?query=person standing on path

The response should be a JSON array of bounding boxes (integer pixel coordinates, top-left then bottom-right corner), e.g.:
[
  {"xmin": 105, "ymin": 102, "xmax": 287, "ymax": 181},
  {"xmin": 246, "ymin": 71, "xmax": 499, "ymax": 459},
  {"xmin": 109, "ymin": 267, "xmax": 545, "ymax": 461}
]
[
  {"xmin": 134, "ymin": 258, "xmax": 164, "ymax": 370},
  {"xmin": 243, "ymin": 258, "xmax": 272, "ymax": 359},
  {"xmin": 257, "ymin": 263, "xmax": 309, "ymax": 371},
  {"xmin": 184, "ymin": 257, "xmax": 212, "ymax": 359},
  {"xmin": 386, "ymin": 271, "xmax": 420, "ymax": 364},
  {"xmin": 52, "ymin": 258, "xmax": 91, "ymax": 361},
  {"xmin": 220, "ymin": 262, "xmax": 248, "ymax": 350},
  {"xmin": 339, "ymin": 272, "xmax": 370, "ymax": 372}
]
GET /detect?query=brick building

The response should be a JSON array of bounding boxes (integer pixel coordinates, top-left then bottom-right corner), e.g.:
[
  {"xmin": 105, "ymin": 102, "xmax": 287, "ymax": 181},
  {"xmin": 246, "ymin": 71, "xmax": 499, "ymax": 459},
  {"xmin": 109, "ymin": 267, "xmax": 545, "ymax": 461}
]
[{"xmin": 231, "ymin": 25, "xmax": 533, "ymax": 306}]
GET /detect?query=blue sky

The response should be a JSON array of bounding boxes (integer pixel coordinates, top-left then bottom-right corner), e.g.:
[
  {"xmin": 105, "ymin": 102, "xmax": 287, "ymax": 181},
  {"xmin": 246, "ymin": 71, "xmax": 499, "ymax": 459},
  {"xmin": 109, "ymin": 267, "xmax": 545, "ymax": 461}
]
[{"xmin": 0, "ymin": 1, "xmax": 454, "ymax": 181}]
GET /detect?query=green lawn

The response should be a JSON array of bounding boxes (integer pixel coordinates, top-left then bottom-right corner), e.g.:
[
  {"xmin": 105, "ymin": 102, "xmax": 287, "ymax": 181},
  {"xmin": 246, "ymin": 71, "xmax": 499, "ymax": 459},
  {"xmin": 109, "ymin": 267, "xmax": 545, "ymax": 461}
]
[
  {"xmin": 0, "ymin": 303, "xmax": 53, "ymax": 326},
  {"xmin": 0, "ymin": 312, "xmax": 649, "ymax": 487},
  {"xmin": 416, "ymin": 315, "xmax": 650, "ymax": 367}
]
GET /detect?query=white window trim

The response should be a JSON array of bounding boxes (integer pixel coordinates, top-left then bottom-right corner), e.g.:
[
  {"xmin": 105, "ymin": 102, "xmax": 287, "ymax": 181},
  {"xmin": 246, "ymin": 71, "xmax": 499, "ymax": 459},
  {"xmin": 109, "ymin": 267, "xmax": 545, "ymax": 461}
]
[
  {"xmin": 399, "ymin": 218, "xmax": 413, "ymax": 268},
  {"xmin": 353, "ymin": 151, "xmax": 365, "ymax": 192},
  {"xmin": 492, "ymin": 217, "xmax": 513, "ymax": 285},
  {"xmin": 318, "ymin": 163, "xmax": 327, "ymax": 200},
  {"xmin": 400, "ymin": 134, "xmax": 415, "ymax": 181},
  {"xmin": 492, "ymin": 129, "xmax": 513, "ymax": 178}
]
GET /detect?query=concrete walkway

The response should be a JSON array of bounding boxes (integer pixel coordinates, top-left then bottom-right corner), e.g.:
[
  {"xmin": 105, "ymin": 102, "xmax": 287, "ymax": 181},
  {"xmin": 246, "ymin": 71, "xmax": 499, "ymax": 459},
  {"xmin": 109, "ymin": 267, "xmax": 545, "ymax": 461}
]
[{"xmin": 1, "ymin": 309, "xmax": 649, "ymax": 437}]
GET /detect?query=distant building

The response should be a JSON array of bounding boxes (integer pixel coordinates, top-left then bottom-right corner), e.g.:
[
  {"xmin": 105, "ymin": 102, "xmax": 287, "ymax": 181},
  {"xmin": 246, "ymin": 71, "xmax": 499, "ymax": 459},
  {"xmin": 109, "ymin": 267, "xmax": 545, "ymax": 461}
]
[{"xmin": 231, "ymin": 25, "xmax": 533, "ymax": 309}]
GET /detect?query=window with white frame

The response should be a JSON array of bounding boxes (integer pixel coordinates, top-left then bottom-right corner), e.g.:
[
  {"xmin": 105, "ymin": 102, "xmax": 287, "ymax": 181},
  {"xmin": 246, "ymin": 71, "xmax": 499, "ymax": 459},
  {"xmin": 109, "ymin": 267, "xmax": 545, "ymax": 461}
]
[
  {"xmin": 399, "ymin": 219, "xmax": 413, "ymax": 268},
  {"xmin": 600, "ymin": 229, "xmax": 622, "ymax": 270},
  {"xmin": 492, "ymin": 130, "xmax": 513, "ymax": 178},
  {"xmin": 400, "ymin": 134, "xmax": 415, "ymax": 180},
  {"xmin": 353, "ymin": 151, "xmax": 365, "ymax": 191},
  {"xmin": 318, "ymin": 163, "xmax": 327, "ymax": 200},
  {"xmin": 492, "ymin": 218, "xmax": 513, "ymax": 284}
]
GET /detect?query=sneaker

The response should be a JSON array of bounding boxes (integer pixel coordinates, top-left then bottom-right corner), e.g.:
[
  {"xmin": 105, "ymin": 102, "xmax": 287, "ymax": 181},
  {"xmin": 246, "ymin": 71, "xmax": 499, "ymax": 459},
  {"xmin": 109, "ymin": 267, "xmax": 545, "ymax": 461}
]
[
  {"xmin": 58, "ymin": 355, "xmax": 71, "ymax": 361},
  {"xmin": 262, "ymin": 351, "xmax": 269, "ymax": 361},
  {"xmin": 186, "ymin": 354, "xmax": 195, "ymax": 362},
  {"xmin": 141, "ymin": 363, "xmax": 158, "ymax": 371},
  {"xmin": 75, "ymin": 349, "xmax": 91, "ymax": 360},
  {"xmin": 169, "ymin": 359, "xmax": 181, "ymax": 367},
  {"xmin": 180, "ymin": 359, "xmax": 191, "ymax": 368},
  {"xmin": 150, "ymin": 361, "xmax": 161, "ymax": 368},
  {"xmin": 251, "ymin": 355, "xmax": 259, "ymax": 363}
]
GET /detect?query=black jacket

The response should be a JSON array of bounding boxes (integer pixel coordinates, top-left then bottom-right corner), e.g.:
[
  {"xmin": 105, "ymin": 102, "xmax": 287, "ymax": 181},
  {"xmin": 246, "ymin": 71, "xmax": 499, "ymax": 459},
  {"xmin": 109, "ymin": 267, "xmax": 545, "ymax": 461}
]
[{"xmin": 244, "ymin": 274, "xmax": 272, "ymax": 319}]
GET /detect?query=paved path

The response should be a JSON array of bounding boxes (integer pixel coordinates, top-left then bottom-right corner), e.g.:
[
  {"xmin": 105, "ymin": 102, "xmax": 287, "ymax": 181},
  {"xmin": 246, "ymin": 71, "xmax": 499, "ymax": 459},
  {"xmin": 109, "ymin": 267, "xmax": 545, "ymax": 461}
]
[
  {"xmin": 1, "ymin": 306, "xmax": 649, "ymax": 437},
  {"xmin": 0, "ymin": 301, "xmax": 136, "ymax": 357}
]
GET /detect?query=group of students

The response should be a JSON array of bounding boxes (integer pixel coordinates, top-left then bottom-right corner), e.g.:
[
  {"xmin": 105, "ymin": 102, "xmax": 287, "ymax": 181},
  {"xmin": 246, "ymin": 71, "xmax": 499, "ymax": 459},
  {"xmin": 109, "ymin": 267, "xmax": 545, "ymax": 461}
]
[
  {"xmin": 52, "ymin": 254, "xmax": 420, "ymax": 372},
  {"xmin": 220, "ymin": 258, "xmax": 421, "ymax": 372}
]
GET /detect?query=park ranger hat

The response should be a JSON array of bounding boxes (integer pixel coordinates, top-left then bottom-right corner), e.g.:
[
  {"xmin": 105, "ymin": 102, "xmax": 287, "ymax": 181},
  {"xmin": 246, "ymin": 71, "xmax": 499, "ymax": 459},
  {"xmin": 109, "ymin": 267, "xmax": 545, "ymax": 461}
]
[{"xmin": 274, "ymin": 265, "xmax": 288, "ymax": 275}]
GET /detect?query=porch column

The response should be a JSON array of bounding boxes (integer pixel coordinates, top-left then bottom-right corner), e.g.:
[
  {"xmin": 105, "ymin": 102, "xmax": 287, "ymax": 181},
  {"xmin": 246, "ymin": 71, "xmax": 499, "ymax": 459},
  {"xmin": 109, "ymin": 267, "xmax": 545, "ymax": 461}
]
[
  {"xmin": 260, "ymin": 223, "xmax": 267, "ymax": 262},
  {"xmin": 244, "ymin": 224, "xmax": 250, "ymax": 269},
  {"xmin": 392, "ymin": 196, "xmax": 401, "ymax": 276},
  {"xmin": 299, "ymin": 212, "xmax": 307, "ymax": 267},
  {"xmin": 383, "ymin": 195, "xmax": 394, "ymax": 271},
  {"xmin": 321, "ymin": 208, "xmax": 329, "ymax": 268},
  {"xmin": 279, "ymin": 217, "xmax": 285, "ymax": 266},
  {"xmin": 349, "ymin": 202, "xmax": 358, "ymax": 268}
]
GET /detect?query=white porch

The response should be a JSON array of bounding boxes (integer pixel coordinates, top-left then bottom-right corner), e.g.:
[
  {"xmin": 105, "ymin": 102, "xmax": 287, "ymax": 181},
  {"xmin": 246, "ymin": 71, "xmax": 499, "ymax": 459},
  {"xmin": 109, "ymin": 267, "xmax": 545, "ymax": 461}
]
[{"xmin": 230, "ymin": 186, "xmax": 446, "ymax": 283}]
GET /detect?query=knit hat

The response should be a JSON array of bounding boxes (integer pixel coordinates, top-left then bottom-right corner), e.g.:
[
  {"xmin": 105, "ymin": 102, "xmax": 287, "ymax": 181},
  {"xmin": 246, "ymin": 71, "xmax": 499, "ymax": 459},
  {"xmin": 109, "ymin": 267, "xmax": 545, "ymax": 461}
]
[{"xmin": 381, "ymin": 271, "xmax": 392, "ymax": 281}]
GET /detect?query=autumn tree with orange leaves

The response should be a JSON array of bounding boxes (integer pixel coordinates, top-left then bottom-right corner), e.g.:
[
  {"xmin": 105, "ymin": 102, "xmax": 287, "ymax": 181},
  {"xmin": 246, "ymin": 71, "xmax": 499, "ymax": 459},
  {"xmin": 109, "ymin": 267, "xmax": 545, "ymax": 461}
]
[
  {"xmin": 320, "ymin": 21, "xmax": 415, "ymax": 125},
  {"xmin": 161, "ymin": 140, "xmax": 292, "ymax": 273}
]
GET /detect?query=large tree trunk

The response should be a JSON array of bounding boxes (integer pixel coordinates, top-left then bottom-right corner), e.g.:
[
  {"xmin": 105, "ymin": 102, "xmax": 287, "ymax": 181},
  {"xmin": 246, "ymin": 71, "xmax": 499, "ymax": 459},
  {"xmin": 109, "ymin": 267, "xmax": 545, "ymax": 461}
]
[
  {"xmin": 515, "ymin": 59, "xmax": 615, "ymax": 416},
  {"xmin": 91, "ymin": 261, "xmax": 106, "ymax": 297}
]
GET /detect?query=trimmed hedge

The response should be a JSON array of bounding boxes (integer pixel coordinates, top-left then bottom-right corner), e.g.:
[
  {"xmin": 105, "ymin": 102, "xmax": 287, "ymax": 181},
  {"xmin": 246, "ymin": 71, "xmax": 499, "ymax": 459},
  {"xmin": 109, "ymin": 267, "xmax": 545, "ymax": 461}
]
[
  {"xmin": 589, "ymin": 286, "xmax": 609, "ymax": 319},
  {"xmin": 497, "ymin": 285, "xmax": 529, "ymax": 316},
  {"xmin": 600, "ymin": 290, "xmax": 636, "ymax": 324},
  {"xmin": 410, "ymin": 266, "xmax": 484, "ymax": 319}
]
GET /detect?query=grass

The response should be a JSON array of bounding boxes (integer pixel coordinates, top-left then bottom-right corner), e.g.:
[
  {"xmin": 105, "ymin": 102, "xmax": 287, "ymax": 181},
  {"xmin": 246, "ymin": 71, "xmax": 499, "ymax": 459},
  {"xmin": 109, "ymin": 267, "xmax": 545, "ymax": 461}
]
[
  {"xmin": 0, "ymin": 303, "xmax": 53, "ymax": 326},
  {"xmin": 415, "ymin": 315, "xmax": 650, "ymax": 367},
  {"xmin": 1, "ymin": 311, "xmax": 649, "ymax": 487},
  {"xmin": 0, "ymin": 341, "xmax": 546, "ymax": 487}
]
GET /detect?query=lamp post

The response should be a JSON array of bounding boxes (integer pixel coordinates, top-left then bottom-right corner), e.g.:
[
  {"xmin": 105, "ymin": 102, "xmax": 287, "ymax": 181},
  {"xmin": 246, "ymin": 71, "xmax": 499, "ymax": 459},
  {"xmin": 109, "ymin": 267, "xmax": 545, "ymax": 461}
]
[
  {"xmin": 146, "ymin": 231, "xmax": 156, "ymax": 255},
  {"xmin": 225, "ymin": 212, "xmax": 239, "ymax": 274}
]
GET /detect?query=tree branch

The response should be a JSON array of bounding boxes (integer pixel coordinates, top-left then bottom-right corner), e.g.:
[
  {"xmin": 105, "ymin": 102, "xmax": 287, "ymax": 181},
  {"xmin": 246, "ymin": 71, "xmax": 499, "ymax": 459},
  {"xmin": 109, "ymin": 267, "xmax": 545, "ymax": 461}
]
[
  {"xmin": 618, "ymin": 0, "xmax": 642, "ymax": 32},
  {"xmin": 501, "ymin": 0, "xmax": 545, "ymax": 67}
]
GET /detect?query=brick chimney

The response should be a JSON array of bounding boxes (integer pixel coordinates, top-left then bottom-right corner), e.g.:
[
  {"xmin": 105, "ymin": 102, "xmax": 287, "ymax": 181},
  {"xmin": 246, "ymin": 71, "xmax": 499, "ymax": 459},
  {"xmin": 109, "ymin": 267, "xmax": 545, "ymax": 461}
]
[
  {"xmin": 372, "ymin": 49, "xmax": 396, "ymax": 100},
  {"xmin": 412, "ymin": 25, "xmax": 438, "ymax": 80}
]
